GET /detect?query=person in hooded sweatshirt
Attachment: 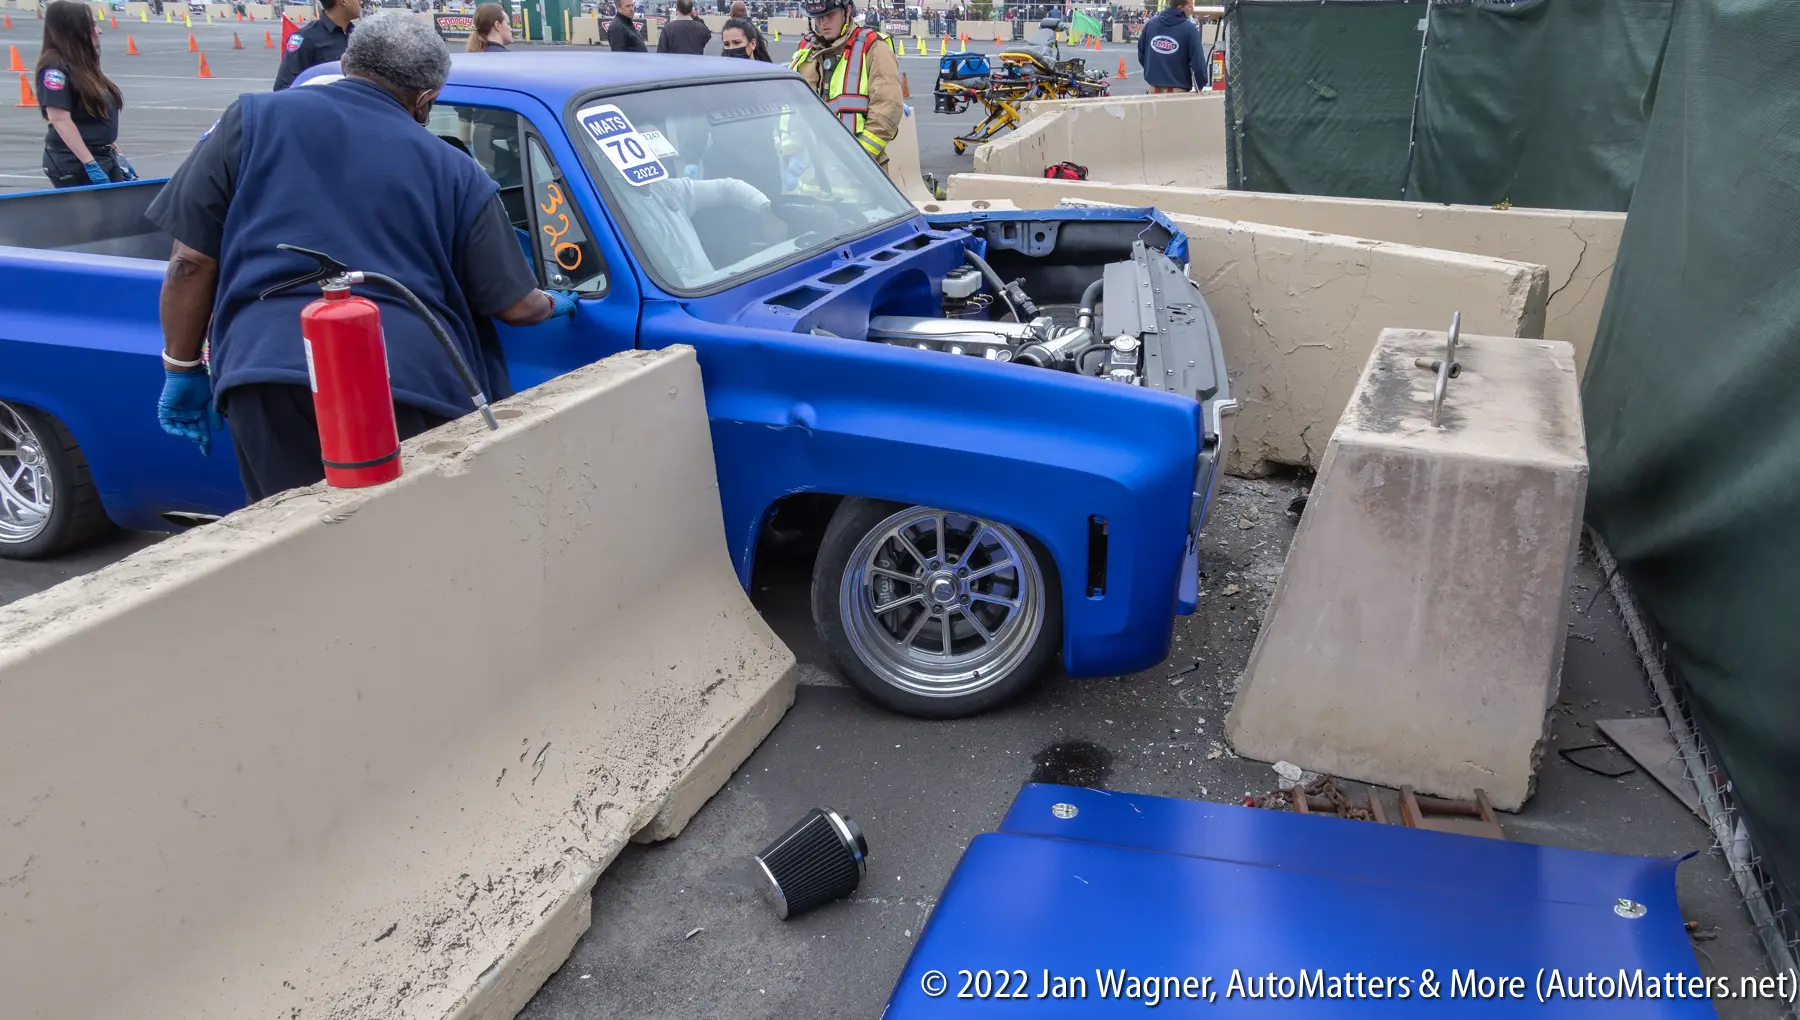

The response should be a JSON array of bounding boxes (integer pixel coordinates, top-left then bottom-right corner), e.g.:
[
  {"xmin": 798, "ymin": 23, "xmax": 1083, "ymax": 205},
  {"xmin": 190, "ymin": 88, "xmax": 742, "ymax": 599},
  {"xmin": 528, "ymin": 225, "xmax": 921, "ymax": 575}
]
[{"xmin": 1137, "ymin": 0, "xmax": 1208, "ymax": 94}]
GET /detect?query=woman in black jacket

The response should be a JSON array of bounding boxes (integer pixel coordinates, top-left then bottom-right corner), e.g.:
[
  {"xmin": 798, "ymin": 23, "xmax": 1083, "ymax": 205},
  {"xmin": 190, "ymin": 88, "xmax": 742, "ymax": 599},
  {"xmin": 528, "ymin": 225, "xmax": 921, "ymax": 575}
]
[
  {"xmin": 37, "ymin": 0, "xmax": 135, "ymax": 188},
  {"xmin": 721, "ymin": 17, "xmax": 773, "ymax": 60}
]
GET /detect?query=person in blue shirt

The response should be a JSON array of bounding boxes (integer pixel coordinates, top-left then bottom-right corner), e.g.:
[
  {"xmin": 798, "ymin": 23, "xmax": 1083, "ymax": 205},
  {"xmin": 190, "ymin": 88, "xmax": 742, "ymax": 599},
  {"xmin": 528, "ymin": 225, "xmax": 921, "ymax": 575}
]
[
  {"xmin": 147, "ymin": 14, "xmax": 579, "ymax": 501},
  {"xmin": 273, "ymin": 0, "xmax": 359, "ymax": 91},
  {"xmin": 1137, "ymin": 0, "xmax": 1208, "ymax": 94}
]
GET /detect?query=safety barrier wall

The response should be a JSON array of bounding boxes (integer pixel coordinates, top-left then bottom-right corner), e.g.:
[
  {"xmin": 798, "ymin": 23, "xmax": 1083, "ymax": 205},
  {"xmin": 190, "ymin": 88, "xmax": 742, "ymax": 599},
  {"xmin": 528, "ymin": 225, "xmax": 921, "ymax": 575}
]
[
  {"xmin": 0, "ymin": 347, "xmax": 797, "ymax": 1020},
  {"xmin": 944, "ymin": 175, "xmax": 1621, "ymax": 371},
  {"xmin": 767, "ymin": 16, "xmax": 808, "ymax": 38},
  {"xmin": 973, "ymin": 93, "xmax": 1228, "ymax": 190},
  {"xmin": 571, "ymin": 13, "xmax": 599, "ymax": 44},
  {"xmin": 1168, "ymin": 213, "xmax": 1548, "ymax": 475},
  {"xmin": 886, "ymin": 105, "xmax": 932, "ymax": 203}
]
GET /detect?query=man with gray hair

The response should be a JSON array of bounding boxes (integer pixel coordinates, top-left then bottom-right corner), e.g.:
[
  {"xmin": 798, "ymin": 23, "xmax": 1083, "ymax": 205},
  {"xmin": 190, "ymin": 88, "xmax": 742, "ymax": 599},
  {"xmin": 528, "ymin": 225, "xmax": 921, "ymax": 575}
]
[{"xmin": 146, "ymin": 13, "xmax": 579, "ymax": 500}]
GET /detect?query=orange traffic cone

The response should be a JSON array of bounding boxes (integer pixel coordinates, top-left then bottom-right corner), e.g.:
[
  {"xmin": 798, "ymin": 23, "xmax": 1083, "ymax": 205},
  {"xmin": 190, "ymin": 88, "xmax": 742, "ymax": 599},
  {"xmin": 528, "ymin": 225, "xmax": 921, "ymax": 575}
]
[
  {"xmin": 2, "ymin": 15, "xmax": 10, "ymax": 29},
  {"xmin": 189, "ymin": 32, "xmax": 199, "ymax": 51},
  {"xmin": 8, "ymin": 46, "xmax": 23, "ymax": 73},
  {"xmin": 110, "ymin": 13, "xmax": 117, "ymax": 28},
  {"xmin": 126, "ymin": 35, "xmax": 140, "ymax": 55},
  {"xmin": 196, "ymin": 52, "xmax": 212, "ymax": 78},
  {"xmin": 900, "ymin": 72, "xmax": 910, "ymax": 98},
  {"xmin": 1116, "ymin": 57, "xmax": 1127, "ymax": 80},
  {"xmin": 236, "ymin": 10, "xmax": 242, "ymax": 20},
  {"xmin": 17, "ymin": 72, "xmax": 36, "ymax": 108},
  {"xmin": 264, "ymin": 29, "xmax": 274, "ymax": 47},
  {"xmin": 232, "ymin": 31, "xmax": 243, "ymax": 49}
]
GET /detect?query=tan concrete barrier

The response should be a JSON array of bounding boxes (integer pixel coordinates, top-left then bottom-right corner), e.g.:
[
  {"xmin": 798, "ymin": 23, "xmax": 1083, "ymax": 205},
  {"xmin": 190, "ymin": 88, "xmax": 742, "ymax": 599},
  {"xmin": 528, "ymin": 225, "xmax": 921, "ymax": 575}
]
[
  {"xmin": 914, "ymin": 198, "xmax": 1020, "ymax": 214},
  {"xmin": 886, "ymin": 106, "xmax": 933, "ymax": 203},
  {"xmin": 0, "ymin": 348, "xmax": 796, "ymax": 1020},
  {"xmin": 1168, "ymin": 212, "xmax": 1548, "ymax": 474},
  {"xmin": 973, "ymin": 93, "xmax": 1227, "ymax": 189},
  {"xmin": 767, "ymin": 16, "xmax": 808, "ymax": 39},
  {"xmin": 246, "ymin": 3, "xmax": 274, "ymax": 20},
  {"xmin": 571, "ymin": 13, "xmax": 599, "ymax": 44},
  {"xmin": 1228, "ymin": 329, "xmax": 1587, "ymax": 810},
  {"xmin": 946, "ymin": 176, "xmax": 1623, "ymax": 370}
]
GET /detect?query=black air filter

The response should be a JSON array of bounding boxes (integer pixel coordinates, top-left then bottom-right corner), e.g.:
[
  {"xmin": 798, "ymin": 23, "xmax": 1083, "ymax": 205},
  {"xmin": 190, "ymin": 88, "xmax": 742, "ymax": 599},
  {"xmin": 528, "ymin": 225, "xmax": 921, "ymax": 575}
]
[{"xmin": 752, "ymin": 808, "xmax": 867, "ymax": 920}]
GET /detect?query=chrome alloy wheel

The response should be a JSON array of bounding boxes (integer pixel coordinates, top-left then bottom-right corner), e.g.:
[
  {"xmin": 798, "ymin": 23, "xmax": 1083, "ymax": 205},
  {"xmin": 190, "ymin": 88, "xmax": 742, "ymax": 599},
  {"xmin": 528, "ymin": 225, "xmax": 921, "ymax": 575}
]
[
  {"xmin": 839, "ymin": 506, "xmax": 1046, "ymax": 699},
  {"xmin": 0, "ymin": 402, "xmax": 53, "ymax": 546}
]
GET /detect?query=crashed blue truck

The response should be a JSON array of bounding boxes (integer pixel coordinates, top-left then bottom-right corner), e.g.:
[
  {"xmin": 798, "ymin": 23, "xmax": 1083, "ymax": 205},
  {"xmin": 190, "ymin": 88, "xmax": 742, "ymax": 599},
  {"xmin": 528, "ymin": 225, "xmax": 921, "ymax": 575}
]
[{"xmin": 0, "ymin": 52, "xmax": 1234, "ymax": 717}]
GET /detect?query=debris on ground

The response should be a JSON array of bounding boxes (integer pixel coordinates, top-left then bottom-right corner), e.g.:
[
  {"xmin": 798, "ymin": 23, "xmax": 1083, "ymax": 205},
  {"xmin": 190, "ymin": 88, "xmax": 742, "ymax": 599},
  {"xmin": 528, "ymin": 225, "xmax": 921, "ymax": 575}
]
[
  {"xmin": 1272, "ymin": 761, "xmax": 1304, "ymax": 785},
  {"xmin": 1245, "ymin": 775, "xmax": 1381, "ymax": 822}
]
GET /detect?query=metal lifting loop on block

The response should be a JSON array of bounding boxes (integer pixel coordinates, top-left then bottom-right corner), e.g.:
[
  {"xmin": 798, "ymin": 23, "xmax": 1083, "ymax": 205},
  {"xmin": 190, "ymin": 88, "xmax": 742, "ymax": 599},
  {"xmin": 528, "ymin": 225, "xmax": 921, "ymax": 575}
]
[{"xmin": 1428, "ymin": 311, "xmax": 1461, "ymax": 428}]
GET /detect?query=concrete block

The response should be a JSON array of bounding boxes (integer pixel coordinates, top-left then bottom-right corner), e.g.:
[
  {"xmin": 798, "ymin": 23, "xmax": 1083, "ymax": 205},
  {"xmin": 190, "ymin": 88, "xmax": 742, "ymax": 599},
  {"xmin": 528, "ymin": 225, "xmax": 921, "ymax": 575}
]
[
  {"xmin": 767, "ymin": 16, "xmax": 809, "ymax": 38},
  {"xmin": 914, "ymin": 198, "xmax": 1020, "ymax": 214},
  {"xmin": 1226, "ymin": 329, "xmax": 1588, "ymax": 811},
  {"xmin": 0, "ymin": 347, "xmax": 796, "ymax": 1020},
  {"xmin": 974, "ymin": 93, "xmax": 1227, "ymax": 189},
  {"xmin": 570, "ymin": 13, "xmax": 599, "ymax": 44},
  {"xmin": 945, "ymin": 176, "xmax": 1622, "ymax": 369},
  {"xmin": 885, "ymin": 106, "xmax": 933, "ymax": 203},
  {"xmin": 1168, "ymin": 212, "xmax": 1547, "ymax": 475}
]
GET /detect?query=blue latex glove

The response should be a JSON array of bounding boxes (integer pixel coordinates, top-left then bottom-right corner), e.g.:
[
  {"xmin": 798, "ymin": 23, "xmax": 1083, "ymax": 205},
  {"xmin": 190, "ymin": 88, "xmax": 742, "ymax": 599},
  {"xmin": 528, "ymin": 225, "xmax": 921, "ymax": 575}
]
[
  {"xmin": 545, "ymin": 290, "xmax": 580, "ymax": 318},
  {"xmin": 82, "ymin": 161, "xmax": 109, "ymax": 184},
  {"xmin": 116, "ymin": 155, "xmax": 138, "ymax": 181},
  {"xmin": 157, "ymin": 368, "xmax": 214, "ymax": 456}
]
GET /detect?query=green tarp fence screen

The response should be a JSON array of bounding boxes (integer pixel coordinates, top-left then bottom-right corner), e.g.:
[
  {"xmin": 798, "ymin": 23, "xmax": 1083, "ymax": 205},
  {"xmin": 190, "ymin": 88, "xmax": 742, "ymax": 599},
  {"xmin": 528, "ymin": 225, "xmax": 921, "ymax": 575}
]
[
  {"xmin": 1223, "ymin": 0, "xmax": 1427, "ymax": 200},
  {"xmin": 1583, "ymin": 0, "xmax": 1800, "ymax": 918},
  {"xmin": 1223, "ymin": 0, "xmax": 1672, "ymax": 210}
]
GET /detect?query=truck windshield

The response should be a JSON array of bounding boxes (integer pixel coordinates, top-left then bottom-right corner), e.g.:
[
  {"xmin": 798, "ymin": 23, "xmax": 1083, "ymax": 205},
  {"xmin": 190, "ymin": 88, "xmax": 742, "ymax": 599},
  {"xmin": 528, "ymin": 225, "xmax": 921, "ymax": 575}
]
[{"xmin": 569, "ymin": 78, "xmax": 916, "ymax": 295}]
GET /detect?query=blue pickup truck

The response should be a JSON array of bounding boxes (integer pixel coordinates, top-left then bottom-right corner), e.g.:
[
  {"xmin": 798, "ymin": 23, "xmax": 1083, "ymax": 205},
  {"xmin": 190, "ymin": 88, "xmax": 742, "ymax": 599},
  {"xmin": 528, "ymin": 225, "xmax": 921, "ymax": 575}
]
[{"xmin": 0, "ymin": 53, "xmax": 1233, "ymax": 717}]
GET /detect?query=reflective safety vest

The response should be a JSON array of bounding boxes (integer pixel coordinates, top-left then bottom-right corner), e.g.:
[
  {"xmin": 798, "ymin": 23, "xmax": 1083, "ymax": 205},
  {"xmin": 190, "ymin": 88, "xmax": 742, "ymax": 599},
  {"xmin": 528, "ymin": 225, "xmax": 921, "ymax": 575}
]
[{"xmin": 790, "ymin": 26, "xmax": 889, "ymax": 160}]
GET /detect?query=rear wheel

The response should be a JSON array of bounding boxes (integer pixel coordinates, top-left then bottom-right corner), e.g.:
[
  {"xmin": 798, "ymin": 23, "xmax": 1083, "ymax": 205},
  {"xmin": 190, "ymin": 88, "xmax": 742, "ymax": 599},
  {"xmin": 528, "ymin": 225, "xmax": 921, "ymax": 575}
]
[
  {"xmin": 811, "ymin": 498, "xmax": 1061, "ymax": 718},
  {"xmin": 0, "ymin": 402, "xmax": 113, "ymax": 560}
]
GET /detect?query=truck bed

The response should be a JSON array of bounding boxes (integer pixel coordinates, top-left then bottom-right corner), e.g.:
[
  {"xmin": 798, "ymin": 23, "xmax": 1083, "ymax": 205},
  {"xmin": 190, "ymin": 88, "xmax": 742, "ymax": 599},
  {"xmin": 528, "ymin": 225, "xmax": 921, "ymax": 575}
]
[{"xmin": 0, "ymin": 181, "xmax": 173, "ymax": 261}]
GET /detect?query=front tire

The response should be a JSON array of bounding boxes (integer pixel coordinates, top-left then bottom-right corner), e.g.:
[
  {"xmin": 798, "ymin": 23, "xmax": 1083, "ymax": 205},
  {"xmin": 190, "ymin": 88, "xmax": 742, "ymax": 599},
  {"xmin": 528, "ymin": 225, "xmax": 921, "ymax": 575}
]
[
  {"xmin": 811, "ymin": 498, "xmax": 1062, "ymax": 718},
  {"xmin": 0, "ymin": 401, "xmax": 114, "ymax": 560}
]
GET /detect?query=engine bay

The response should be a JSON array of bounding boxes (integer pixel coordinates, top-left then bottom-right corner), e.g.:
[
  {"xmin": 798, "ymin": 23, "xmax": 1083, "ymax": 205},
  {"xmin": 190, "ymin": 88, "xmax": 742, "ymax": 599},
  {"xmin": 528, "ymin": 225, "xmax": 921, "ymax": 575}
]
[
  {"xmin": 870, "ymin": 217, "xmax": 1226, "ymax": 405},
  {"xmin": 735, "ymin": 211, "xmax": 1227, "ymax": 410}
]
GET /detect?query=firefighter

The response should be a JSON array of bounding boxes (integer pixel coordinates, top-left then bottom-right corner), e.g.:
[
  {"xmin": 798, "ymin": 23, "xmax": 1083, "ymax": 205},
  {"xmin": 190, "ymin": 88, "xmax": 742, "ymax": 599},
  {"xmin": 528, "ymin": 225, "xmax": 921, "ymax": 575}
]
[{"xmin": 787, "ymin": 0, "xmax": 901, "ymax": 170}]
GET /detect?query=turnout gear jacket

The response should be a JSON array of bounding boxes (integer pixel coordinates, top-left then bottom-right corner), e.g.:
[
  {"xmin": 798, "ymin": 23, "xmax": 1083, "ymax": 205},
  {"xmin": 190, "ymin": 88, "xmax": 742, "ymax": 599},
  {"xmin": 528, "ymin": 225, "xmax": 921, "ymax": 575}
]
[{"xmin": 790, "ymin": 25, "xmax": 901, "ymax": 165}]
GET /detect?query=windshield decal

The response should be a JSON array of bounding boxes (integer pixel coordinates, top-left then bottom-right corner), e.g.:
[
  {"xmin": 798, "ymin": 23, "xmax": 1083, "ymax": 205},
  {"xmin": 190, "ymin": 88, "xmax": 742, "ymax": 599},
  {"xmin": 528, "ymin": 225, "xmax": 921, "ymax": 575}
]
[
  {"xmin": 576, "ymin": 103, "xmax": 668, "ymax": 188},
  {"xmin": 637, "ymin": 129, "xmax": 679, "ymax": 159}
]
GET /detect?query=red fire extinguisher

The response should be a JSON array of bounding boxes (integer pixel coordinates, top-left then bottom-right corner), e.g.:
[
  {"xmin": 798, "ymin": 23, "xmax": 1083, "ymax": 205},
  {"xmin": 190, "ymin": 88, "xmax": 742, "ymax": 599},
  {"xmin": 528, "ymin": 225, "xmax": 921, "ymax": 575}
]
[
  {"xmin": 264, "ymin": 245, "xmax": 499, "ymax": 488},
  {"xmin": 1209, "ymin": 48, "xmax": 1226, "ymax": 91}
]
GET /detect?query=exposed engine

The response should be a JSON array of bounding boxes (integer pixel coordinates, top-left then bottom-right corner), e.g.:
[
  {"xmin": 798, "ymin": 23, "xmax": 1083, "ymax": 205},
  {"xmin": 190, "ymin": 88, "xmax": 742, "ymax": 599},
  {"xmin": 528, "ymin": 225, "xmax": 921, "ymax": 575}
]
[{"xmin": 867, "ymin": 249, "xmax": 1175, "ymax": 390}]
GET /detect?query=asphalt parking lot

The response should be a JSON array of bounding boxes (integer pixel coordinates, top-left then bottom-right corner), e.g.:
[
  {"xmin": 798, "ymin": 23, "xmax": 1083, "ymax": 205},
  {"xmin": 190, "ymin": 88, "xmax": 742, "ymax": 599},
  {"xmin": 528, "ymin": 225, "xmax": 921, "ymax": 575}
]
[{"xmin": 0, "ymin": 16, "xmax": 1148, "ymax": 191}]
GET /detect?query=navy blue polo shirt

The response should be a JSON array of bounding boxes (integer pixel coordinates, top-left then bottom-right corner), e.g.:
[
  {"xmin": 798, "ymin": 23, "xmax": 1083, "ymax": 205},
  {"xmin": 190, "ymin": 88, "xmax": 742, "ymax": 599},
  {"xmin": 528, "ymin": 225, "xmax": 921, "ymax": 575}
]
[
  {"xmin": 273, "ymin": 17, "xmax": 353, "ymax": 91},
  {"xmin": 145, "ymin": 78, "xmax": 539, "ymax": 419}
]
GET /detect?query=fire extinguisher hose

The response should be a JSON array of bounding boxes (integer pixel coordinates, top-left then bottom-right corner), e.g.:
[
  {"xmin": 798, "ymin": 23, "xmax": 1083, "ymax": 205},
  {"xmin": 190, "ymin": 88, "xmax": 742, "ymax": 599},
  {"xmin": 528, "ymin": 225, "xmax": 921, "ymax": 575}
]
[{"xmin": 360, "ymin": 272, "xmax": 501, "ymax": 432}]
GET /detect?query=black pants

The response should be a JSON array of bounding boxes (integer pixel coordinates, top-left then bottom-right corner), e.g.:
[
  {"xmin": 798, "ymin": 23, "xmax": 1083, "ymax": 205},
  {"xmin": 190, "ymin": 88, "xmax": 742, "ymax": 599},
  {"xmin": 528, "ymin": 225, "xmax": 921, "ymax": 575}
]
[
  {"xmin": 43, "ymin": 147, "xmax": 122, "ymax": 189},
  {"xmin": 224, "ymin": 383, "xmax": 450, "ymax": 503}
]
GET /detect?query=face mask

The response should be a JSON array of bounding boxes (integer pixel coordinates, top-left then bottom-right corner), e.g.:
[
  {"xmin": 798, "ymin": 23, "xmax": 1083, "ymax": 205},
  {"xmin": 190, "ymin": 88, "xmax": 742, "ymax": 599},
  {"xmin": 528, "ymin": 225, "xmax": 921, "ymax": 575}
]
[{"xmin": 724, "ymin": 46, "xmax": 751, "ymax": 57}]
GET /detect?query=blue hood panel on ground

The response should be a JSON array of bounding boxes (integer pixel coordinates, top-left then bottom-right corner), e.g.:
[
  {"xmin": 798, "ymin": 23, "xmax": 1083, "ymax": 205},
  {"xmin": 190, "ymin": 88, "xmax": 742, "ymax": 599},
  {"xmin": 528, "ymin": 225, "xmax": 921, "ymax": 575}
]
[{"xmin": 886, "ymin": 784, "xmax": 1711, "ymax": 1017}]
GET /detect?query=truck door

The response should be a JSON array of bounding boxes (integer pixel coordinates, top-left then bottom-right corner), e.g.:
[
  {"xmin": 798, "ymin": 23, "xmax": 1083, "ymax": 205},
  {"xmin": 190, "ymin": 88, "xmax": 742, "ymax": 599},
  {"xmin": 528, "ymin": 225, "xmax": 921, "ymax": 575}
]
[{"xmin": 426, "ymin": 99, "xmax": 639, "ymax": 391}]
